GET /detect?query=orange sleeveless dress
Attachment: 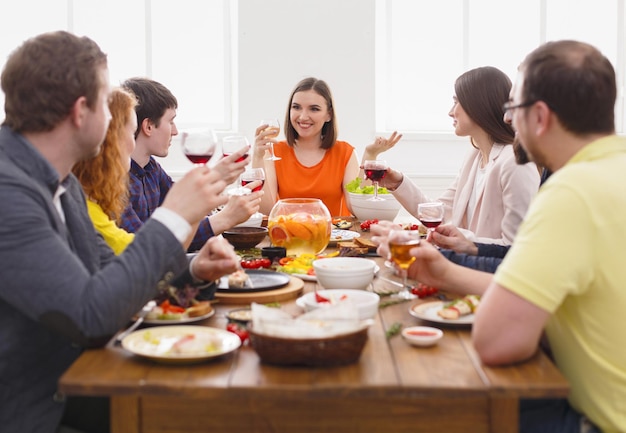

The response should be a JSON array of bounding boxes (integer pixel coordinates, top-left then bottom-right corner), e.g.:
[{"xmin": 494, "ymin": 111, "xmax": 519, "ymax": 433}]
[{"xmin": 273, "ymin": 140, "xmax": 354, "ymax": 216}]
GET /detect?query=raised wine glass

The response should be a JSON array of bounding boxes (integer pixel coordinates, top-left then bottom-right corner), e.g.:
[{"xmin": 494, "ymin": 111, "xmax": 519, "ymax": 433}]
[
  {"xmin": 260, "ymin": 118, "xmax": 281, "ymax": 161},
  {"xmin": 417, "ymin": 202, "xmax": 445, "ymax": 236},
  {"xmin": 240, "ymin": 167, "xmax": 265, "ymax": 192},
  {"xmin": 363, "ymin": 159, "xmax": 388, "ymax": 201},
  {"xmin": 181, "ymin": 129, "xmax": 217, "ymax": 166},
  {"xmin": 222, "ymin": 135, "xmax": 250, "ymax": 162},
  {"xmin": 387, "ymin": 229, "xmax": 421, "ymax": 300}
]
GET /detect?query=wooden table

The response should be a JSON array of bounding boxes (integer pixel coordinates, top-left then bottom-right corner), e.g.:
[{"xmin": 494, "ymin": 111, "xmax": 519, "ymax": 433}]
[{"xmin": 59, "ymin": 242, "xmax": 568, "ymax": 433}]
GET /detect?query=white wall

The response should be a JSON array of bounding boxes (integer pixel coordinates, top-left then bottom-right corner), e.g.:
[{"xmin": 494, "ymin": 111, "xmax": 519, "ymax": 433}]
[{"xmin": 159, "ymin": 0, "xmax": 465, "ymax": 201}]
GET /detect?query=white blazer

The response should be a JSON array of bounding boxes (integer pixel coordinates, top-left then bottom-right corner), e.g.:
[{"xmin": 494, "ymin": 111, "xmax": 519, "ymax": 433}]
[{"xmin": 393, "ymin": 143, "xmax": 540, "ymax": 246}]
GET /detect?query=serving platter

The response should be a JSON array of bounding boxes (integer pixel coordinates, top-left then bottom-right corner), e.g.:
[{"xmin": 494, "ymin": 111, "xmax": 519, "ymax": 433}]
[
  {"xmin": 217, "ymin": 269, "xmax": 290, "ymax": 293},
  {"xmin": 121, "ymin": 325, "xmax": 241, "ymax": 364},
  {"xmin": 409, "ymin": 301, "xmax": 474, "ymax": 326},
  {"xmin": 329, "ymin": 229, "xmax": 360, "ymax": 244},
  {"xmin": 143, "ymin": 309, "xmax": 215, "ymax": 325}
]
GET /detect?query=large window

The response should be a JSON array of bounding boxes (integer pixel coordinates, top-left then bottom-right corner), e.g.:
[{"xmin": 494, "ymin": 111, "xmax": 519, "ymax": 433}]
[
  {"xmin": 376, "ymin": 0, "xmax": 625, "ymax": 134},
  {"xmin": 0, "ymin": 0, "xmax": 232, "ymax": 130}
]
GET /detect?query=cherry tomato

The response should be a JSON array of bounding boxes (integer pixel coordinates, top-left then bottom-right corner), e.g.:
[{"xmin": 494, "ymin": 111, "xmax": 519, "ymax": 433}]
[
  {"xmin": 240, "ymin": 259, "xmax": 260, "ymax": 269},
  {"xmin": 258, "ymin": 258, "xmax": 272, "ymax": 268},
  {"xmin": 360, "ymin": 219, "xmax": 379, "ymax": 231},
  {"xmin": 226, "ymin": 322, "xmax": 249, "ymax": 344},
  {"xmin": 411, "ymin": 283, "xmax": 439, "ymax": 298}
]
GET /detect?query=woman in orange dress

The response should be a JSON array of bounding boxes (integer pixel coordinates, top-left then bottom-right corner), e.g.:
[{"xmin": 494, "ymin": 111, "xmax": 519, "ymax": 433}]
[{"xmin": 253, "ymin": 77, "xmax": 360, "ymax": 217}]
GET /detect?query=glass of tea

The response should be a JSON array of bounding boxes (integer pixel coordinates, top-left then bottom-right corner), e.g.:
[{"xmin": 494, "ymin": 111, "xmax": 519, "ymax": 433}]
[
  {"xmin": 259, "ymin": 118, "xmax": 281, "ymax": 161},
  {"xmin": 417, "ymin": 202, "xmax": 444, "ymax": 236},
  {"xmin": 363, "ymin": 159, "xmax": 388, "ymax": 201},
  {"xmin": 181, "ymin": 129, "xmax": 217, "ymax": 166},
  {"xmin": 387, "ymin": 229, "xmax": 421, "ymax": 299},
  {"xmin": 222, "ymin": 135, "xmax": 250, "ymax": 162},
  {"xmin": 240, "ymin": 167, "xmax": 265, "ymax": 192}
]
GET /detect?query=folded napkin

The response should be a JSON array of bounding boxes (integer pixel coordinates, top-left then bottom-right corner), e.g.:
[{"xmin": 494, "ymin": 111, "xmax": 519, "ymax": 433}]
[{"xmin": 251, "ymin": 302, "xmax": 364, "ymax": 338}]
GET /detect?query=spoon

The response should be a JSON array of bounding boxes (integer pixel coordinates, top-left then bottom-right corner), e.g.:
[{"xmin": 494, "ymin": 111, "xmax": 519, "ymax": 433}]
[{"xmin": 114, "ymin": 300, "xmax": 156, "ymax": 345}]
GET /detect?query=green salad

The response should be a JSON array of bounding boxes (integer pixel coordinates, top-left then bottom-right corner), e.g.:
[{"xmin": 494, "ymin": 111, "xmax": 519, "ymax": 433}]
[{"xmin": 345, "ymin": 177, "xmax": 390, "ymax": 195}]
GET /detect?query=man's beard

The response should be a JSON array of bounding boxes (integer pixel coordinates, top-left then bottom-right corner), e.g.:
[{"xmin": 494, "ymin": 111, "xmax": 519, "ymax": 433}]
[{"xmin": 513, "ymin": 138, "xmax": 530, "ymax": 165}]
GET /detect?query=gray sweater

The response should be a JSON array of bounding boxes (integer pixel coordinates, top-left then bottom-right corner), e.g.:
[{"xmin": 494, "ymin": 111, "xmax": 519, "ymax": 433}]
[{"xmin": 0, "ymin": 127, "xmax": 190, "ymax": 433}]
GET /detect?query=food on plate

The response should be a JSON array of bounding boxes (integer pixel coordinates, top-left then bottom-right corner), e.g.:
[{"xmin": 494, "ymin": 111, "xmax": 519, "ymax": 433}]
[
  {"xmin": 354, "ymin": 237, "xmax": 377, "ymax": 252},
  {"xmin": 186, "ymin": 301, "xmax": 212, "ymax": 318},
  {"xmin": 275, "ymin": 253, "xmax": 317, "ymax": 276},
  {"xmin": 145, "ymin": 299, "xmax": 213, "ymax": 321},
  {"xmin": 337, "ymin": 241, "xmax": 368, "ymax": 257},
  {"xmin": 359, "ymin": 219, "xmax": 379, "ymax": 231},
  {"xmin": 437, "ymin": 295, "xmax": 481, "ymax": 320},
  {"xmin": 142, "ymin": 331, "xmax": 221, "ymax": 355},
  {"xmin": 228, "ymin": 269, "xmax": 250, "ymax": 288},
  {"xmin": 332, "ymin": 217, "xmax": 353, "ymax": 230}
]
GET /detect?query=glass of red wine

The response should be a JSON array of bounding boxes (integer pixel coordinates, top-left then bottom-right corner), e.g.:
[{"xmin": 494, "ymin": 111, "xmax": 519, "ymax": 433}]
[
  {"xmin": 222, "ymin": 135, "xmax": 250, "ymax": 162},
  {"xmin": 240, "ymin": 167, "xmax": 265, "ymax": 192},
  {"xmin": 417, "ymin": 202, "xmax": 444, "ymax": 236},
  {"xmin": 363, "ymin": 159, "xmax": 388, "ymax": 201},
  {"xmin": 181, "ymin": 129, "xmax": 217, "ymax": 166}
]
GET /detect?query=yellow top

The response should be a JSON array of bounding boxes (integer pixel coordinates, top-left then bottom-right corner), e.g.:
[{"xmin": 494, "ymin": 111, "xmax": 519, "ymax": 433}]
[
  {"xmin": 495, "ymin": 135, "xmax": 626, "ymax": 433},
  {"xmin": 87, "ymin": 200, "xmax": 134, "ymax": 255}
]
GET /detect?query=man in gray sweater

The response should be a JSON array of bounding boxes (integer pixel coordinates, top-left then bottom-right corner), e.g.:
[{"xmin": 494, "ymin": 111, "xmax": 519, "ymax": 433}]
[{"xmin": 0, "ymin": 31, "xmax": 246, "ymax": 433}]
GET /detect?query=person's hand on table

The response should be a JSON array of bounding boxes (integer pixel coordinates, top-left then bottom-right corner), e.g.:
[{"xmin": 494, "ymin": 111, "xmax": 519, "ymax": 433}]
[
  {"xmin": 430, "ymin": 224, "xmax": 479, "ymax": 255},
  {"xmin": 191, "ymin": 236, "xmax": 240, "ymax": 282}
]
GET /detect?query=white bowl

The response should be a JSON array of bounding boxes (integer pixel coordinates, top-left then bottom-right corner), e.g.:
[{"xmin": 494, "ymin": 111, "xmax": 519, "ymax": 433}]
[
  {"xmin": 298, "ymin": 289, "xmax": 380, "ymax": 320},
  {"xmin": 313, "ymin": 257, "xmax": 376, "ymax": 290},
  {"xmin": 346, "ymin": 192, "xmax": 402, "ymax": 222},
  {"xmin": 401, "ymin": 326, "xmax": 443, "ymax": 347},
  {"xmin": 234, "ymin": 212, "xmax": 264, "ymax": 228}
]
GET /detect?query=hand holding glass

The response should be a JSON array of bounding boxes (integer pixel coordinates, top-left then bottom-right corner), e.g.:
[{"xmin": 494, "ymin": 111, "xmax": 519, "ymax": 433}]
[
  {"xmin": 363, "ymin": 160, "xmax": 388, "ymax": 201},
  {"xmin": 241, "ymin": 167, "xmax": 265, "ymax": 192},
  {"xmin": 418, "ymin": 202, "xmax": 444, "ymax": 234},
  {"xmin": 388, "ymin": 229, "xmax": 421, "ymax": 300},
  {"xmin": 260, "ymin": 119, "xmax": 281, "ymax": 161},
  {"xmin": 181, "ymin": 129, "xmax": 217, "ymax": 166},
  {"xmin": 222, "ymin": 135, "xmax": 249, "ymax": 163}
]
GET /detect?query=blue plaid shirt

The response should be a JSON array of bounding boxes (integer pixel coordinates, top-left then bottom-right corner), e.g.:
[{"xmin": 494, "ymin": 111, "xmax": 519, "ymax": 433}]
[{"xmin": 120, "ymin": 157, "xmax": 214, "ymax": 252}]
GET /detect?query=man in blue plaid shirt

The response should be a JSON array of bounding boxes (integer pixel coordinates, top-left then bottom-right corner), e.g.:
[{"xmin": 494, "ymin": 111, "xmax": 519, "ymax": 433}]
[{"xmin": 120, "ymin": 78, "xmax": 262, "ymax": 252}]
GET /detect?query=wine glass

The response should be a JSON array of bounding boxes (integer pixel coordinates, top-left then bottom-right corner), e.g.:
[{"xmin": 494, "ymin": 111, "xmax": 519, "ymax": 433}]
[
  {"xmin": 387, "ymin": 229, "xmax": 421, "ymax": 300},
  {"xmin": 260, "ymin": 118, "xmax": 281, "ymax": 161},
  {"xmin": 222, "ymin": 135, "xmax": 250, "ymax": 163},
  {"xmin": 363, "ymin": 160, "xmax": 388, "ymax": 201},
  {"xmin": 181, "ymin": 129, "xmax": 217, "ymax": 166},
  {"xmin": 240, "ymin": 167, "xmax": 265, "ymax": 192},
  {"xmin": 418, "ymin": 202, "xmax": 444, "ymax": 235}
]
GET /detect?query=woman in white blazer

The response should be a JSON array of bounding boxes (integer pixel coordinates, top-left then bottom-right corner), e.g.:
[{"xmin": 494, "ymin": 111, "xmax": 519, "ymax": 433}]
[{"xmin": 366, "ymin": 66, "xmax": 540, "ymax": 246}]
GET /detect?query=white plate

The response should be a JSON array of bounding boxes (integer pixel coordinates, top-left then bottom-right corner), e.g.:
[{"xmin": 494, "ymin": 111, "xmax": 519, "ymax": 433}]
[
  {"xmin": 329, "ymin": 229, "xmax": 360, "ymax": 244},
  {"xmin": 292, "ymin": 264, "xmax": 380, "ymax": 282},
  {"xmin": 409, "ymin": 301, "xmax": 474, "ymax": 326},
  {"xmin": 143, "ymin": 309, "xmax": 215, "ymax": 325},
  {"xmin": 121, "ymin": 325, "xmax": 241, "ymax": 364}
]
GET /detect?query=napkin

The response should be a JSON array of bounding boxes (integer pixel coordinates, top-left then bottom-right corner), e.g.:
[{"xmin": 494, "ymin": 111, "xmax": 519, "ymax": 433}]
[{"xmin": 251, "ymin": 302, "xmax": 365, "ymax": 338}]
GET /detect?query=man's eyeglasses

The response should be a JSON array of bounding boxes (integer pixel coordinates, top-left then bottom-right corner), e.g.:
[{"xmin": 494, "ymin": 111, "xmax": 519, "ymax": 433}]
[{"xmin": 502, "ymin": 100, "xmax": 536, "ymax": 114}]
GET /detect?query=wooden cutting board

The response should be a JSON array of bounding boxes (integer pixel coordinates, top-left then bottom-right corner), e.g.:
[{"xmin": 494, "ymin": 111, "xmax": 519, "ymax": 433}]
[{"xmin": 214, "ymin": 276, "xmax": 304, "ymax": 304}]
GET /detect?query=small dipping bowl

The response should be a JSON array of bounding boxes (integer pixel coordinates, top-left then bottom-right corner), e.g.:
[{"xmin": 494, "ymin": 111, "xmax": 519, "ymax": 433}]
[
  {"xmin": 226, "ymin": 307, "xmax": 253, "ymax": 327},
  {"xmin": 401, "ymin": 326, "xmax": 443, "ymax": 347},
  {"xmin": 261, "ymin": 246, "xmax": 287, "ymax": 264}
]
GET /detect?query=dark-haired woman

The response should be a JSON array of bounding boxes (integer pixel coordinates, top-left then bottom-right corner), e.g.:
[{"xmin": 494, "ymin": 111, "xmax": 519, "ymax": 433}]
[{"xmin": 368, "ymin": 66, "xmax": 540, "ymax": 246}]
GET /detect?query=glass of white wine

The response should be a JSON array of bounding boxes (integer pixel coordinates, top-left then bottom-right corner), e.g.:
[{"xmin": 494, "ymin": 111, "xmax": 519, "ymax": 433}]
[
  {"xmin": 260, "ymin": 118, "xmax": 281, "ymax": 161},
  {"xmin": 387, "ymin": 229, "xmax": 421, "ymax": 299}
]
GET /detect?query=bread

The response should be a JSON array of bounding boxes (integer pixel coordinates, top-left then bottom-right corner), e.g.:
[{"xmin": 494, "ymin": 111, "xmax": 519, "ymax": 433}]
[
  {"xmin": 186, "ymin": 301, "xmax": 212, "ymax": 318},
  {"xmin": 337, "ymin": 241, "xmax": 368, "ymax": 256},
  {"xmin": 354, "ymin": 237, "xmax": 377, "ymax": 251}
]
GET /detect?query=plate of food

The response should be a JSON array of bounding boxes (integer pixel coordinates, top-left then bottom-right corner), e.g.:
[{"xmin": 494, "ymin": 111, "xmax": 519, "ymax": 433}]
[
  {"xmin": 409, "ymin": 295, "xmax": 480, "ymax": 326},
  {"xmin": 217, "ymin": 269, "xmax": 291, "ymax": 293},
  {"xmin": 143, "ymin": 300, "xmax": 215, "ymax": 325},
  {"xmin": 121, "ymin": 325, "xmax": 241, "ymax": 364},
  {"xmin": 329, "ymin": 229, "xmax": 360, "ymax": 244}
]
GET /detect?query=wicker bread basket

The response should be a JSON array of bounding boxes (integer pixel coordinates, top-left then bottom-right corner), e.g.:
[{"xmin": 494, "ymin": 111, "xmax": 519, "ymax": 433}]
[{"xmin": 249, "ymin": 325, "xmax": 369, "ymax": 366}]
